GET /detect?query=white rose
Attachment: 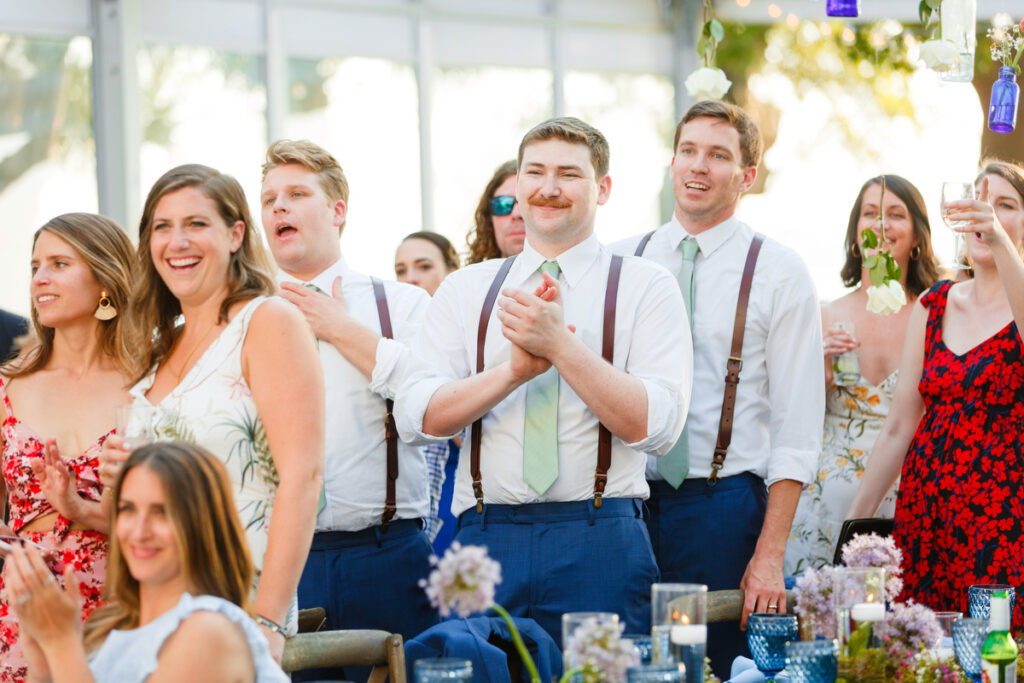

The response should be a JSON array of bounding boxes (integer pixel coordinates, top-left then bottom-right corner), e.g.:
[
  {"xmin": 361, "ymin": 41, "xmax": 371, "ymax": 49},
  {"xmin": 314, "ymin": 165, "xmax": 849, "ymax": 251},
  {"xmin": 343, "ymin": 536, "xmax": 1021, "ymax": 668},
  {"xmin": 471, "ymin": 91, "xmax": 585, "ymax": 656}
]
[
  {"xmin": 918, "ymin": 39, "xmax": 957, "ymax": 71},
  {"xmin": 866, "ymin": 280, "xmax": 908, "ymax": 316},
  {"xmin": 685, "ymin": 67, "xmax": 732, "ymax": 101}
]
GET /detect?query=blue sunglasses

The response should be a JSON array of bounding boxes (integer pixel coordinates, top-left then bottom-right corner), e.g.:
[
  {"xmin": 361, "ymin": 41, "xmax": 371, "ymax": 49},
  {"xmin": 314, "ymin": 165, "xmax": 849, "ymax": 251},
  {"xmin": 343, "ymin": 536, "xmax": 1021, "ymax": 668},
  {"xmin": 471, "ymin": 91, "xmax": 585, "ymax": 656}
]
[{"xmin": 489, "ymin": 195, "xmax": 518, "ymax": 216}]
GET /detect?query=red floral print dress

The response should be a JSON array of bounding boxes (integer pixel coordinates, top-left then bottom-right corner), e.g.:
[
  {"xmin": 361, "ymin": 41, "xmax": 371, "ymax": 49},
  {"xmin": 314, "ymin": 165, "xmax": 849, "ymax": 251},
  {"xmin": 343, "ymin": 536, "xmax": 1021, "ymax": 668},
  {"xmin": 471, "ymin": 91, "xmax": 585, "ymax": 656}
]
[
  {"xmin": 894, "ymin": 281, "xmax": 1024, "ymax": 629},
  {"xmin": 0, "ymin": 378, "xmax": 109, "ymax": 682}
]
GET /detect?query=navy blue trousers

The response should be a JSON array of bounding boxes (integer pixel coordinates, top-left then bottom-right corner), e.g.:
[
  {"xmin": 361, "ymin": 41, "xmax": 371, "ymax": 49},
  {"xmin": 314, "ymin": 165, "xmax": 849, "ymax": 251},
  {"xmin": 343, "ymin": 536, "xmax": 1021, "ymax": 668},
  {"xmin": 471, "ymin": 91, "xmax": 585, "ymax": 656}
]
[
  {"xmin": 646, "ymin": 474, "xmax": 767, "ymax": 679},
  {"xmin": 456, "ymin": 498, "xmax": 659, "ymax": 648},
  {"xmin": 294, "ymin": 519, "xmax": 439, "ymax": 681}
]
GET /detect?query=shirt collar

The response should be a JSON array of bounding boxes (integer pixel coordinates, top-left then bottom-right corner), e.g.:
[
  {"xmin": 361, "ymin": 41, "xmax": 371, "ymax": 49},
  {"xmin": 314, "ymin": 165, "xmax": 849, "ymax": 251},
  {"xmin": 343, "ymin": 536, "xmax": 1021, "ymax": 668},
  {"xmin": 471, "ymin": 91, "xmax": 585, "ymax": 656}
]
[
  {"xmin": 669, "ymin": 214, "xmax": 741, "ymax": 259},
  {"xmin": 516, "ymin": 234, "xmax": 601, "ymax": 289},
  {"xmin": 275, "ymin": 256, "xmax": 351, "ymax": 291}
]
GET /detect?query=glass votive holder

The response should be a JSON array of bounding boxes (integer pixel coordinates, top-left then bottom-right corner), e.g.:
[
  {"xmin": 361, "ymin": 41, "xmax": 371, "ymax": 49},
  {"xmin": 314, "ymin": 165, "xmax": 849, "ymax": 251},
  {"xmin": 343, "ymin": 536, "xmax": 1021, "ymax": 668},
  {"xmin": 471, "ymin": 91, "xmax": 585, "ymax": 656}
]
[
  {"xmin": 968, "ymin": 584, "xmax": 1015, "ymax": 622},
  {"xmin": 932, "ymin": 611, "xmax": 962, "ymax": 659},
  {"xmin": 747, "ymin": 613, "xmax": 799, "ymax": 675},
  {"xmin": 414, "ymin": 658, "xmax": 472, "ymax": 683},
  {"xmin": 833, "ymin": 566, "xmax": 886, "ymax": 658},
  {"xmin": 562, "ymin": 612, "xmax": 621, "ymax": 679},
  {"xmin": 627, "ymin": 664, "xmax": 685, "ymax": 683},
  {"xmin": 624, "ymin": 634, "xmax": 655, "ymax": 665},
  {"xmin": 785, "ymin": 639, "xmax": 838, "ymax": 683},
  {"xmin": 650, "ymin": 583, "xmax": 707, "ymax": 683},
  {"xmin": 952, "ymin": 617, "xmax": 989, "ymax": 682}
]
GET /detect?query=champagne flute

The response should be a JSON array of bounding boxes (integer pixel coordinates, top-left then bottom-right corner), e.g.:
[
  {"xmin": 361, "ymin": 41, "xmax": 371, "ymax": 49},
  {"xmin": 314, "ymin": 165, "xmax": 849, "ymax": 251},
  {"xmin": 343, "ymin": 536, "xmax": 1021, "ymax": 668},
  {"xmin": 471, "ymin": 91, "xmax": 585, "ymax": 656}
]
[
  {"xmin": 941, "ymin": 181, "xmax": 974, "ymax": 271},
  {"xmin": 115, "ymin": 404, "xmax": 162, "ymax": 450}
]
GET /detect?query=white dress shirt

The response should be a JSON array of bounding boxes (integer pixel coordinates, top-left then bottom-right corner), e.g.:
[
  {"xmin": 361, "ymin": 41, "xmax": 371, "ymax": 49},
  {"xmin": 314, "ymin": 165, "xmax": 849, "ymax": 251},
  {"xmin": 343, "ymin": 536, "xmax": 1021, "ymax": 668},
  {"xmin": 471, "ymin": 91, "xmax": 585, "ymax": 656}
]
[
  {"xmin": 396, "ymin": 234, "xmax": 692, "ymax": 517},
  {"xmin": 278, "ymin": 256, "xmax": 431, "ymax": 531},
  {"xmin": 611, "ymin": 216, "xmax": 824, "ymax": 486}
]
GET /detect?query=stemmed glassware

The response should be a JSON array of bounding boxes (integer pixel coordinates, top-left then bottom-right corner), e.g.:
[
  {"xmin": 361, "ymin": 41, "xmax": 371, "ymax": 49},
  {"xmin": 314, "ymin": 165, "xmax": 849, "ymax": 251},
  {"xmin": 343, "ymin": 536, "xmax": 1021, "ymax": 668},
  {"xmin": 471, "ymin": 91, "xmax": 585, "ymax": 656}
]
[{"xmin": 940, "ymin": 181, "xmax": 975, "ymax": 271}]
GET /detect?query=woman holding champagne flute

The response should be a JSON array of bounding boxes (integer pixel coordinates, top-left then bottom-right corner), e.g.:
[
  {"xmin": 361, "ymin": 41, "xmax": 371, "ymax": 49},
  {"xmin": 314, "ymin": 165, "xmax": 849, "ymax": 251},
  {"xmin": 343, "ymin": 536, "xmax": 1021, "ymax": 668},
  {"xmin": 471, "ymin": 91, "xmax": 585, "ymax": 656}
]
[
  {"xmin": 0, "ymin": 214, "xmax": 135, "ymax": 682},
  {"xmin": 849, "ymin": 161, "xmax": 1024, "ymax": 626},
  {"xmin": 101, "ymin": 164, "xmax": 324, "ymax": 661},
  {"xmin": 785, "ymin": 175, "xmax": 940, "ymax": 574}
]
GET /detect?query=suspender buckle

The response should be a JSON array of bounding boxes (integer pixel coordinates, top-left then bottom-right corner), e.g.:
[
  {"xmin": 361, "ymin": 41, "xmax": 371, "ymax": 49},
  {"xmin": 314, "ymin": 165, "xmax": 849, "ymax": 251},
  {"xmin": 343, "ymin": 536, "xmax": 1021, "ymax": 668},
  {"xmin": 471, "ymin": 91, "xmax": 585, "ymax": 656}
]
[
  {"xmin": 473, "ymin": 478, "xmax": 484, "ymax": 514},
  {"xmin": 593, "ymin": 471, "xmax": 608, "ymax": 509},
  {"xmin": 727, "ymin": 356, "xmax": 743, "ymax": 375},
  {"xmin": 384, "ymin": 412, "xmax": 395, "ymax": 438},
  {"xmin": 707, "ymin": 462, "xmax": 723, "ymax": 486}
]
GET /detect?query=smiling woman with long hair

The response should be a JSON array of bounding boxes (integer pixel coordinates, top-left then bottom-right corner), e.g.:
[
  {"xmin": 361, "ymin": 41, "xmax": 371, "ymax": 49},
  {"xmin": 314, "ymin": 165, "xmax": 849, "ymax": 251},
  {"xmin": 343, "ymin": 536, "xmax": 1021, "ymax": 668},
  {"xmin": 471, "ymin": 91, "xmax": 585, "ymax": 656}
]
[
  {"xmin": 99, "ymin": 164, "xmax": 324, "ymax": 661},
  {"xmin": 0, "ymin": 213, "xmax": 135, "ymax": 682},
  {"xmin": 6, "ymin": 441, "xmax": 287, "ymax": 682}
]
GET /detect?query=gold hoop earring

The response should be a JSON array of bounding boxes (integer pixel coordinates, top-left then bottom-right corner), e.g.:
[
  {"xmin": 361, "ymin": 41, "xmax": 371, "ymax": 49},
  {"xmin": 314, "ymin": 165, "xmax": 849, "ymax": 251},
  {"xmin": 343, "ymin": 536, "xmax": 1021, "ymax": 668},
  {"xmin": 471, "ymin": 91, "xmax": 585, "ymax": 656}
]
[
  {"xmin": 94, "ymin": 290, "xmax": 117, "ymax": 321},
  {"xmin": 850, "ymin": 242, "xmax": 861, "ymax": 258},
  {"xmin": 910, "ymin": 245, "xmax": 921, "ymax": 261}
]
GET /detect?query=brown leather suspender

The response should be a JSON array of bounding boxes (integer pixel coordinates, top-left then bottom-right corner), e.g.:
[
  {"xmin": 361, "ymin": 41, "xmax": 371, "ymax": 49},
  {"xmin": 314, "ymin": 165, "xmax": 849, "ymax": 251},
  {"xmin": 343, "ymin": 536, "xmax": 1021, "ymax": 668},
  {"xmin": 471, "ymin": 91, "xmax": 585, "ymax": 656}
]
[
  {"xmin": 708, "ymin": 234, "xmax": 764, "ymax": 484},
  {"xmin": 633, "ymin": 229, "xmax": 765, "ymax": 486},
  {"xmin": 469, "ymin": 254, "xmax": 624, "ymax": 513},
  {"xmin": 370, "ymin": 277, "xmax": 399, "ymax": 531}
]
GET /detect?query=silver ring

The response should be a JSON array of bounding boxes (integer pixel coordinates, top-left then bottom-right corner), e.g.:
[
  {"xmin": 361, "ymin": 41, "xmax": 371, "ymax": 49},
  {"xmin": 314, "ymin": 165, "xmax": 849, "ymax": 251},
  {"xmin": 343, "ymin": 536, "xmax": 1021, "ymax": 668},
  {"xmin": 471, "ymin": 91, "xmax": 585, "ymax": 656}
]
[{"xmin": 17, "ymin": 593, "xmax": 31, "ymax": 606}]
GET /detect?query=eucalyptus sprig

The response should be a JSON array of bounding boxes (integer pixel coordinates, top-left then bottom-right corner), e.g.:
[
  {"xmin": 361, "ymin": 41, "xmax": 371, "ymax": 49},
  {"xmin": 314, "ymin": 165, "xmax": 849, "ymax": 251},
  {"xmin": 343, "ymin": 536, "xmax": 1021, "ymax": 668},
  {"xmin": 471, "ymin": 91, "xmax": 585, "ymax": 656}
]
[{"xmin": 697, "ymin": 0, "xmax": 725, "ymax": 68}]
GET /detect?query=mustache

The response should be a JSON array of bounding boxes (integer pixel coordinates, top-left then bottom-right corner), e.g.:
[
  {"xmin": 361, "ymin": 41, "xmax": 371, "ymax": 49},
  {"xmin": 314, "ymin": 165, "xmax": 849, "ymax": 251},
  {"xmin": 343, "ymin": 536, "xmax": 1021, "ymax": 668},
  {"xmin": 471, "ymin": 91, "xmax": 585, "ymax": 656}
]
[{"xmin": 528, "ymin": 197, "xmax": 572, "ymax": 209}]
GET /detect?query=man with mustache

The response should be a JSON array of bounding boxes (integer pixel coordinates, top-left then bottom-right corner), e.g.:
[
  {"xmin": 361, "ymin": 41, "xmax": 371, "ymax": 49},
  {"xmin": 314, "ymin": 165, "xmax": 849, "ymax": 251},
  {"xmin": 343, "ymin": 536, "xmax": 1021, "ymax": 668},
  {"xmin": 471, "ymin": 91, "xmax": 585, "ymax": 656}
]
[
  {"xmin": 397, "ymin": 117, "xmax": 692, "ymax": 643},
  {"xmin": 612, "ymin": 100, "xmax": 824, "ymax": 676}
]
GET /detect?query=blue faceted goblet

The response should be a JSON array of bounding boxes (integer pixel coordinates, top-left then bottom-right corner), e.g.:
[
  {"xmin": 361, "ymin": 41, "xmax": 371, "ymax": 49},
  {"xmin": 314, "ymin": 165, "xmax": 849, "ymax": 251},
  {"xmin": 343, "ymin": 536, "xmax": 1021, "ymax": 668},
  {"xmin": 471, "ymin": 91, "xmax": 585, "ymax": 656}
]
[
  {"xmin": 968, "ymin": 584, "xmax": 1015, "ymax": 622},
  {"xmin": 627, "ymin": 664, "xmax": 685, "ymax": 682},
  {"xmin": 952, "ymin": 618, "xmax": 989, "ymax": 683},
  {"xmin": 784, "ymin": 640, "xmax": 837, "ymax": 683},
  {"xmin": 624, "ymin": 634, "xmax": 655, "ymax": 665},
  {"xmin": 747, "ymin": 613, "xmax": 799, "ymax": 676},
  {"xmin": 414, "ymin": 658, "xmax": 473, "ymax": 683}
]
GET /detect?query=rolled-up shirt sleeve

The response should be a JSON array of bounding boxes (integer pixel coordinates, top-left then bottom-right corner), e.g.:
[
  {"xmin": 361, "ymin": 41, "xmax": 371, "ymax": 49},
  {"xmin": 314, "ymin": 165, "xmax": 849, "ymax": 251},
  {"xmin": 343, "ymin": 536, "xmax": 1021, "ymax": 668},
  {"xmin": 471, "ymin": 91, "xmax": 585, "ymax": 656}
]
[
  {"xmin": 622, "ymin": 262, "xmax": 693, "ymax": 456},
  {"xmin": 764, "ymin": 261, "xmax": 825, "ymax": 487},
  {"xmin": 394, "ymin": 274, "xmax": 471, "ymax": 445},
  {"xmin": 369, "ymin": 285, "xmax": 430, "ymax": 400}
]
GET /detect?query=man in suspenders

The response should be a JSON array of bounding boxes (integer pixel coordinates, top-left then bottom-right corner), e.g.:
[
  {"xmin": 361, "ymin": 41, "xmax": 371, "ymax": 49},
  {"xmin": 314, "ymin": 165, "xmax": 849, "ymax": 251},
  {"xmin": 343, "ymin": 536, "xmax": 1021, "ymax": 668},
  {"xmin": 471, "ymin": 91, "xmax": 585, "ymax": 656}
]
[
  {"xmin": 612, "ymin": 101, "xmax": 825, "ymax": 675},
  {"xmin": 259, "ymin": 140, "xmax": 438, "ymax": 678},
  {"xmin": 397, "ymin": 117, "xmax": 692, "ymax": 644}
]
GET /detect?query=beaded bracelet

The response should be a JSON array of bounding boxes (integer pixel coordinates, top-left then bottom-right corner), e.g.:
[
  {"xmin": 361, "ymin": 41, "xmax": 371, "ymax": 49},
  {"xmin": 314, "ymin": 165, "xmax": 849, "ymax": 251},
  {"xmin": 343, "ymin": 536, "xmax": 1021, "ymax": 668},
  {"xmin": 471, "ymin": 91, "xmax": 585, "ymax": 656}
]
[{"xmin": 254, "ymin": 614, "xmax": 287, "ymax": 638}]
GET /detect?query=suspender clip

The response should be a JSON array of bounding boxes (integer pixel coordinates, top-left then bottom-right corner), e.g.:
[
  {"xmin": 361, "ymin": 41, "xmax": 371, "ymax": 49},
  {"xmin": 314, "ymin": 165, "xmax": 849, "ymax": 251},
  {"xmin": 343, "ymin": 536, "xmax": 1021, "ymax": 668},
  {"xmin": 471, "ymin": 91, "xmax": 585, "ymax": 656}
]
[
  {"xmin": 593, "ymin": 471, "xmax": 608, "ymax": 509},
  {"xmin": 473, "ymin": 478, "xmax": 484, "ymax": 514},
  {"xmin": 381, "ymin": 504, "xmax": 396, "ymax": 532}
]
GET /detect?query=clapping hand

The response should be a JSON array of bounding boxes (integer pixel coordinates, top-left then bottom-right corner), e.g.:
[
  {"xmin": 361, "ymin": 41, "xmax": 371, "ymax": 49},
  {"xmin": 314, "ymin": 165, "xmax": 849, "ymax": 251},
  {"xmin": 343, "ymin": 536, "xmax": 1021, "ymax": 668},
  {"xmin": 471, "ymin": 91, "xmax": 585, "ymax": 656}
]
[
  {"xmin": 499, "ymin": 274, "xmax": 575, "ymax": 383},
  {"xmin": 4, "ymin": 543, "xmax": 81, "ymax": 656},
  {"xmin": 31, "ymin": 440, "xmax": 80, "ymax": 522}
]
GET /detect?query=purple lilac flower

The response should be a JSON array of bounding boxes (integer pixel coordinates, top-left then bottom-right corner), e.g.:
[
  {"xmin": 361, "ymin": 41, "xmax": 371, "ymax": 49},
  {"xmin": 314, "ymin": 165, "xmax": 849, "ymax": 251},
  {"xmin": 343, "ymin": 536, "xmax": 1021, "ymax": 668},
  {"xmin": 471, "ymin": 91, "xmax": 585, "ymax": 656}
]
[
  {"xmin": 841, "ymin": 532, "xmax": 904, "ymax": 602},
  {"xmin": 794, "ymin": 565, "xmax": 838, "ymax": 639},
  {"xmin": 565, "ymin": 617, "xmax": 639, "ymax": 683},
  {"xmin": 876, "ymin": 600, "xmax": 943, "ymax": 653},
  {"xmin": 420, "ymin": 542, "xmax": 502, "ymax": 618}
]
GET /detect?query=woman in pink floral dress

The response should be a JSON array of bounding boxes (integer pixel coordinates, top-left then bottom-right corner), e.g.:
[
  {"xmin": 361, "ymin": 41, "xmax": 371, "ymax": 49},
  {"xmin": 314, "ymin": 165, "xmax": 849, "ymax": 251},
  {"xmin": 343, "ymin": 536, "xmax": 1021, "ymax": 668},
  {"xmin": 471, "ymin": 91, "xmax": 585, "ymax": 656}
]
[{"xmin": 0, "ymin": 213, "xmax": 135, "ymax": 682}]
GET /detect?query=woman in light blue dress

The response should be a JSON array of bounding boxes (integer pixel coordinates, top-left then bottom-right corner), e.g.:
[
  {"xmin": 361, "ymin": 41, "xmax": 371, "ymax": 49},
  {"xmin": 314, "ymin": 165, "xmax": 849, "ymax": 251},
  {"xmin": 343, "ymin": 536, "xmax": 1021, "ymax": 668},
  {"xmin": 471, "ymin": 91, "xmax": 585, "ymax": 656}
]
[{"xmin": 6, "ymin": 441, "xmax": 288, "ymax": 683}]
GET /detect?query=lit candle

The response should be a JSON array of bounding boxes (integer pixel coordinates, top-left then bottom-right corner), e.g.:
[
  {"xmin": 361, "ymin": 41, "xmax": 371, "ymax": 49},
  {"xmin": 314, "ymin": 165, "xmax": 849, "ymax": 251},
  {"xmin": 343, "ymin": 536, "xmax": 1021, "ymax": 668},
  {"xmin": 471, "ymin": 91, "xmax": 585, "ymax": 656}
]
[
  {"xmin": 670, "ymin": 624, "xmax": 708, "ymax": 645},
  {"xmin": 851, "ymin": 602, "xmax": 885, "ymax": 622}
]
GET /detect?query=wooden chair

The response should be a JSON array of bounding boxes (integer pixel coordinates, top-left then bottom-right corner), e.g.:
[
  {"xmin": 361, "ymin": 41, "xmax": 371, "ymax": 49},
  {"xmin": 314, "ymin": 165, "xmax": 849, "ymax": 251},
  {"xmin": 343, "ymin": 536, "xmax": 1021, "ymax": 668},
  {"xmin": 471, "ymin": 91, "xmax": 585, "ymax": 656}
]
[
  {"xmin": 706, "ymin": 589, "xmax": 797, "ymax": 623},
  {"xmin": 297, "ymin": 607, "xmax": 327, "ymax": 633},
  {"xmin": 282, "ymin": 629, "xmax": 407, "ymax": 683}
]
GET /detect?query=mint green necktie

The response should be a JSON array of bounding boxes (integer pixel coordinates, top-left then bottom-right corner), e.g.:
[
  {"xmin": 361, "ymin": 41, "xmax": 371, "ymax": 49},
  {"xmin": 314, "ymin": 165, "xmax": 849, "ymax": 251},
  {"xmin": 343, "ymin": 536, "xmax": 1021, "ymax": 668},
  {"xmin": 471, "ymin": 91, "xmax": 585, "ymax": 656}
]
[
  {"xmin": 658, "ymin": 239, "xmax": 699, "ymax": 488},
  {"xmin": 303, "ymin": 282, "xmax": 328, "ymax": 515},
  {"xmin": 522, "ymin": 260, "xmax": 562, "ymax": 494}
]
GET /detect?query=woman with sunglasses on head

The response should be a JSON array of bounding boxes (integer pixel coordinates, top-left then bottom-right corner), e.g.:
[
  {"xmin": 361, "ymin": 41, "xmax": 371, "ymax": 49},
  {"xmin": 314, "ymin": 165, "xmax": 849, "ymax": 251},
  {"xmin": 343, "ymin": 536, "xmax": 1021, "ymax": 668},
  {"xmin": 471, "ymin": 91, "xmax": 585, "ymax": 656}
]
[
  {"xmin": 394, "ymin": 231, "xmax": 461, "ymax": 552},
  {"xmin": 100, "ymin": 164, "xmax": 324, "ymax": 662},
  {"xmin": 849, "ymin": 160, "xmax": 1024, "ymax": 625},
  {"xmin": 7, "ymin": 441, "xmax": 288, "ymax": 682},
  {"xmin": 465, "ymin": 160, "xmax": 525, "ymax": 264},
  {"xmin": 0, "ymin": 214, "xmax": 135, "ymax": 682}
]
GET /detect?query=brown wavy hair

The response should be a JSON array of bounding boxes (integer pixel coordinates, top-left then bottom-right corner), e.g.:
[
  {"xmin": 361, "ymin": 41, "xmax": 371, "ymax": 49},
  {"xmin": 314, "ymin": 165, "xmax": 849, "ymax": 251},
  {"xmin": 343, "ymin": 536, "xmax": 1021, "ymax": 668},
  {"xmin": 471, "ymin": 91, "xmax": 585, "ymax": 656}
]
[
  {"xmin": 466, "ymin": 159, "xmax": 517, "ymax": 265},
  {"xmin": 2, "ymin": 213, "xmax": 135, "ymax": 378},
  {"xmin": 128, "ymin": 164, "xmax": 275, "ymax": 382},
  {"xmin": 840, "ymin": 175, "xmax": 940, "ymax": 297},
  {"xmin": 83, "ymin": 441, "xmax": 253, "ymax": 652}
]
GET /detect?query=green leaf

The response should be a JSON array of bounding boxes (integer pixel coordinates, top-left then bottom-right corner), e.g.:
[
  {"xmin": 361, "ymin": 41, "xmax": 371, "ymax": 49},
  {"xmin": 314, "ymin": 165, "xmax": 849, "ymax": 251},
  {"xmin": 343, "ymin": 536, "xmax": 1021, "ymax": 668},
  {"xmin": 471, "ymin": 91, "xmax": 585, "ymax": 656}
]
[
  {"xmin": 863, "ymin": 255, "xmax": 879, "ymax": 269},
  {"xmin": 918, "ymin": 0, "xmax": 931, "ymax": 26},
  {"xmin": 886, "ymin": 257, "xmax": 902, "ymax": 280},
  {"xmin": 869, "ymin": 263, "xmax": 886, "ymax": 287},
  {"xmin": 847, "ymin": 621, "xmax": 873, "ymax": 657},
  {"xmin": 696, "ymin": 35, "xmax": 713, "ymax": 58},
  {"xmin": 925, "ymin": 0, "xmax": 941, "ymax": 9},
  {"xmin": 709, "ymin": 19, "xmax": 725, "ymax": 43},
  {"xmin": 862, "ymin": 228, "xmax": 879, "ymax": 249}
]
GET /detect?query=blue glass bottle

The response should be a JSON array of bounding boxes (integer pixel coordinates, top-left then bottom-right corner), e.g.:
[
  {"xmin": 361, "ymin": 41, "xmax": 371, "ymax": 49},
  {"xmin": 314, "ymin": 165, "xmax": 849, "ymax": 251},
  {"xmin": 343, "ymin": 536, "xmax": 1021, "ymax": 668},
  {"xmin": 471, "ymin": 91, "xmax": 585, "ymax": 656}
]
[
  {"xmin": 826, "ymin": 0, "xmax": 859, "ymax": 17},
  {"xmin": 989, "ymin": 66, "xmax": 1020, "ymax": 134}
]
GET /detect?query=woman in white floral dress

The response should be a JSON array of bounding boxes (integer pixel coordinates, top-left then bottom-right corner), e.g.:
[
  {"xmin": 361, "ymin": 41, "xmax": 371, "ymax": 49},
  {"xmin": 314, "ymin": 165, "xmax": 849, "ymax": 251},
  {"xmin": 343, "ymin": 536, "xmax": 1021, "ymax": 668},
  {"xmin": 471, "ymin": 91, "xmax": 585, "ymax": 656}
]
[
  {"xmin": 100, "ymin": 164, "xmax": 324, "ymax": 663},
  {"xmin": 784, "ymin": 175, "xmax": 939, "ymax": 574}
]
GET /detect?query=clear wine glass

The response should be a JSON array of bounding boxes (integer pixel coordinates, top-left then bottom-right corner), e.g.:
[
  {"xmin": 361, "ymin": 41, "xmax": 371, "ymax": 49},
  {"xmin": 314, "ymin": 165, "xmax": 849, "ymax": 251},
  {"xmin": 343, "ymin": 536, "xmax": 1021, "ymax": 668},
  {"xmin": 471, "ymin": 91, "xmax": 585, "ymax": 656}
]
[{"xmin": 941, "ymin": 181, "xmax": 974, "ymax": 271}]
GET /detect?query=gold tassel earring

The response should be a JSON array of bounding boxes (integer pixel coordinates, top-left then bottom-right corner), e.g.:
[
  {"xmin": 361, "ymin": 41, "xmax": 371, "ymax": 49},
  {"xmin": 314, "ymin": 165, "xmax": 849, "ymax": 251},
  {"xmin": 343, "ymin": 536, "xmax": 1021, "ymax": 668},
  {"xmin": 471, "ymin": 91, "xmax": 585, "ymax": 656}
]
[{"xmin": 94, "ymin": 290, "xmax": 117, "ymax": 321}]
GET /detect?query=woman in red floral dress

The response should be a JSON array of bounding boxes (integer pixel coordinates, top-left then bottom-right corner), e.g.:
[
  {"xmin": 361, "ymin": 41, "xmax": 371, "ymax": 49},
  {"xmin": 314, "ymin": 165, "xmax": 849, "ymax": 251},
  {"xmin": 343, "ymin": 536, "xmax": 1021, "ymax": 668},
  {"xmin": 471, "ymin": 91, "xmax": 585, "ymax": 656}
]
[
  {"xmin": 849, "ymin": 161, "xmax": 1024, "ymax": 628},
  {"xmin": 0, "ymin": 213, "xmax": 134, "ymax": 681}
]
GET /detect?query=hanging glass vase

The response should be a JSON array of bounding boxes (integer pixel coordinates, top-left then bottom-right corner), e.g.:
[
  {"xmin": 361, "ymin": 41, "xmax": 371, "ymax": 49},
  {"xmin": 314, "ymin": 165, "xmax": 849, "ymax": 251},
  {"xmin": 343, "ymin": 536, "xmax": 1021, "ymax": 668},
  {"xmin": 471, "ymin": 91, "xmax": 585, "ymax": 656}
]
[
  {"xmin": 939, "ymin": 0, "xmax": 977, "ymax": 82},
  {"xmin": 826, "ymin": 0, "xmax": 859, "ymax": 17},
  {"xmin": 989, "ymin": 66, "xmax": 1020, "ymax": 133}
]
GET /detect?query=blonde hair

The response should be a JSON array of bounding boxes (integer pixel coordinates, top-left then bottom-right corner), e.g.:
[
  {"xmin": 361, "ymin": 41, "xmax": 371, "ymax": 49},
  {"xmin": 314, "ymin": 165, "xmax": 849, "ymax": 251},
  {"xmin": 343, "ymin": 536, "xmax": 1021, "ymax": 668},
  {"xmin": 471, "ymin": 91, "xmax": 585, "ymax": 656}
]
[
  {"xmin": 83, "ymin": 441, "xmax": 254, "ymax": 652},
  {"xmin": 262, "ymin": 139, "xmax": 350, "ymax": 234},
  {"xmin": 128, "ymin": 164, "xmax": 275, "ymax": 382},
  {"xmin": 2, "ymin": 213, "xmax": 135, "ymax": 378}
]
